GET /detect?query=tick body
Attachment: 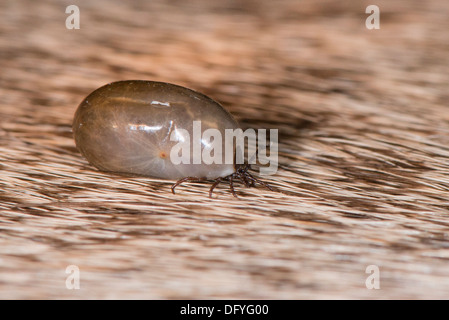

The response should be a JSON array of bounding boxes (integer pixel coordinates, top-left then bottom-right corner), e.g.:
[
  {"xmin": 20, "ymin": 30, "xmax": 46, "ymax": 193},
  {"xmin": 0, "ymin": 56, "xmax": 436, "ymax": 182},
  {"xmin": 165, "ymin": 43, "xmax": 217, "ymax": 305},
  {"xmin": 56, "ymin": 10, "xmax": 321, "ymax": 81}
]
[{"xmin": 73, "ymin": 80, "xmax": 274, "ymax": 197}]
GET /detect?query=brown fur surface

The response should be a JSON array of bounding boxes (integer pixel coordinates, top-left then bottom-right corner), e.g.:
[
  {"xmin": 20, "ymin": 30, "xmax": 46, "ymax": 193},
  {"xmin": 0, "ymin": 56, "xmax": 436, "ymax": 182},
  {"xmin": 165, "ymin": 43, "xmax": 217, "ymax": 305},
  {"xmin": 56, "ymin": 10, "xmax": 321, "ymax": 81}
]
[{"xmin": 1, "ymin": 0, "xmax": 449, "ymax": 299}]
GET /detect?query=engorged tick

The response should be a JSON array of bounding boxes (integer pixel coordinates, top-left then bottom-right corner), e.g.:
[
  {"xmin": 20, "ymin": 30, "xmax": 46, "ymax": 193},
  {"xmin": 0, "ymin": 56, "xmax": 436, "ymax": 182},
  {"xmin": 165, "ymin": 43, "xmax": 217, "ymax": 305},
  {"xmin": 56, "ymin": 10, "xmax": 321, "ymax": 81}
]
[{"xmin": 72, "ymin": 80, "xmax": 275, "ymax": 197}]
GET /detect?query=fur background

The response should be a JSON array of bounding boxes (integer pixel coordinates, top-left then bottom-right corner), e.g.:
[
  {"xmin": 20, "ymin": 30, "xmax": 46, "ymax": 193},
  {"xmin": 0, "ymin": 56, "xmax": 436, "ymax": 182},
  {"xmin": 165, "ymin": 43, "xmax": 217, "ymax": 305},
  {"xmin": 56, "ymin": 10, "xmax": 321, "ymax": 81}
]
[{"xmin": 1, "ymin": 0, "xmax": 448, "ymax": 299}]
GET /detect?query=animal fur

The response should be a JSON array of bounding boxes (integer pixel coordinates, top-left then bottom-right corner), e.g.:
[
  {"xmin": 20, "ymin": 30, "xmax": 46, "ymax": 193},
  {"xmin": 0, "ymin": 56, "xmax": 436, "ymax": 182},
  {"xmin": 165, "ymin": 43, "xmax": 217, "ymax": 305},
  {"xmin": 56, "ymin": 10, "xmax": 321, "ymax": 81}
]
[{"xmin": 0, "ymin": 0, "xmax": 448, "ymax": 299}]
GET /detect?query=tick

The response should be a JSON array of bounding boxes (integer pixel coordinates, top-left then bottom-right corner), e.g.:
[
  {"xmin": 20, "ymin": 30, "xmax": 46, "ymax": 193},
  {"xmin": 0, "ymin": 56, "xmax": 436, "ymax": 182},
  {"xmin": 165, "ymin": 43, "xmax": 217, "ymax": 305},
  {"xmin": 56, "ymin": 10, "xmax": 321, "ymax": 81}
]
[{"xmin": 72, "ymin": 80, "xmax": 274, "ymax": 197}]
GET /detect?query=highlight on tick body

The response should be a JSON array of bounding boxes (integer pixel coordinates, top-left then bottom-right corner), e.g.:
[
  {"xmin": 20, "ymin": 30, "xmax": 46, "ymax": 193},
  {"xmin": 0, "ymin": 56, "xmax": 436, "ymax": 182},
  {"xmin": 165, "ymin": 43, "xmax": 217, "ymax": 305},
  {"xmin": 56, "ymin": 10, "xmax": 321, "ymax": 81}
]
[{"xmin": 169, "ymin": 121, "xmax": 278, "ymax": 176}]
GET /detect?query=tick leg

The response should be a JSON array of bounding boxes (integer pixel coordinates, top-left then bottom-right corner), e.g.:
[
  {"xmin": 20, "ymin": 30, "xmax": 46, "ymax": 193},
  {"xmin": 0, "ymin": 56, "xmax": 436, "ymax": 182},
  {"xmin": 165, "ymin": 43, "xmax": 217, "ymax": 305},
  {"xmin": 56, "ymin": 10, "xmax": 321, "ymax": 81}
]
[
  {"xmin": 171, "ymin": 177, "xmax": 206, "ymax": 194},
  {"xmin": 240, "ymin": 173, "xmax": 252, "ymax": 187},
  {"xmin": 239, "ymin": 165, "xmax": 255, "ymax": 187},
  {"xmin": 245, "ymin": 172, "xmax": 275, "ymax": 191},
  {"xmin": 228, "ymin": 175, "xmax": 238, "ymax": 198},
  {"xmin": 209, "ymin": 177, "xmax": 223, "ymax": 198}
]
